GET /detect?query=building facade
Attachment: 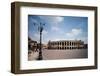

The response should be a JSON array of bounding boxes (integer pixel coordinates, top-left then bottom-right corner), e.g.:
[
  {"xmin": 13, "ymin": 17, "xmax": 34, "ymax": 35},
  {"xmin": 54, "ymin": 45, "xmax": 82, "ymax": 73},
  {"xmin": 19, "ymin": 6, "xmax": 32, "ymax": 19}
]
[{"xmin": 48, "ymin": 40, "xmax": 87, "ymax": 50}]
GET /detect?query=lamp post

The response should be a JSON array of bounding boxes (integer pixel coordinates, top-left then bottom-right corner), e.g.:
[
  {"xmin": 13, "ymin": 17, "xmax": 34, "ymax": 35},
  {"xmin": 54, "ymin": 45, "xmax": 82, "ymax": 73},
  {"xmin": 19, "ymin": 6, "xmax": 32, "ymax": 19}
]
[{"xmin": 33, "ymin": 22, "xmax": 45, "ymax": 60}]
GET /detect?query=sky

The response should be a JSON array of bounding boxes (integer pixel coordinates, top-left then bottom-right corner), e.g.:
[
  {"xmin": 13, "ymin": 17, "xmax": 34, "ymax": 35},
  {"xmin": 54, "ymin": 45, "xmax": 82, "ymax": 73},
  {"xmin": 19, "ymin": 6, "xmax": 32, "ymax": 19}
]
[{"xmin": 28, "ymin": 15, "xmax": 88, "ymax": 44}]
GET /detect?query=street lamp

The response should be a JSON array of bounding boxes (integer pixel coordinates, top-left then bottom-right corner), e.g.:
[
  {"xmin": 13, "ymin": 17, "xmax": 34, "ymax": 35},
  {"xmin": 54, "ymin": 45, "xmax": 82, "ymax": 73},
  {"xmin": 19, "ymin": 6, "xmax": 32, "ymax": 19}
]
[{"xmin": 33, "ymin": 22, "xmax": 45, "ymax": 60}]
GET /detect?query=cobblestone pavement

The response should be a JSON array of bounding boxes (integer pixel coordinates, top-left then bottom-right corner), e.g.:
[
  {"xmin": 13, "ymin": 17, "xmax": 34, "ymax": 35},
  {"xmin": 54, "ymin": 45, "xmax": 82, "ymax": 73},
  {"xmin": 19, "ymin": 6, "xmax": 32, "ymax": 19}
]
[
  {"xmin": 42, "ymin": 49, "xmax": 88, "ymax": 60},
  {"xmin": 28, "ymin": 49, "xmax": 88, "ymax": 61}
]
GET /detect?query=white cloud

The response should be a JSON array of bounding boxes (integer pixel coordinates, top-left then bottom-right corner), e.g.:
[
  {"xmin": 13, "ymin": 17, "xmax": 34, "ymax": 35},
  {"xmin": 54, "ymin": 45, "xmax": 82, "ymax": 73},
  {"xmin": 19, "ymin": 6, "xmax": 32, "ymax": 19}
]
[
  {"xmin": 66, "ymin": 28, "xmax": 82, "ymax": 37},
  {"xmin": 39, "ymin": 16, "xmax": 63, "ymax": 22},
  {"xmin": 66, "ymin": 29, "xmax": 87, "ymax": 43},
  {"xmin": 72, "ymin": 29, "xmax": 82, "ymax": 35},
  {"xmin": 52, "ymin": 38, "xmax": 65, "ymax": 41},
  {"xmin": 54, "ymin": 16, "xmax": 64, "ymax": 22},
  {"xmin": 39, "ymin": 16, "xmax": 64, "ymax": 25},
  {"xmin": 42, "ymin": 30, "xmax": 48, "ymax": 35},
  {"xmin": 34, "ymin": 33, "xmax": 39, "ymax": 37},
  {"xmin": 38, "ymin": 16, "xmax": 64, "ymax": 33},
  {"xmin": 51, "ymin": 26, "xmax": 59, "ymax": 31},
  {"xmin": 33, "ymin": 33, "xmax": 39, "ymax": 40},
  {"xmin": 33, "ymin": 30, "xmax": 48, "ymax": 43},
  {"xmin": 31, "ymin": 18, "xmax": 38, "ymax": 24}
]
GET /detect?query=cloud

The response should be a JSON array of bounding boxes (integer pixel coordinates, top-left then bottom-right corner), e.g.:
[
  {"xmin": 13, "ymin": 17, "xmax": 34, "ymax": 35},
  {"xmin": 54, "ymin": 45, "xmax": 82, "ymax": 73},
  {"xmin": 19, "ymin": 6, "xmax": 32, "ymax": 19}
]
[
  {"xmin": 42, "ymin": 30, "xmax": 48, "ymax": 35},
  {"xmin": 33, "ymin": 33, "xmax": 39, "ymax": 41},
  {"xmin": 39, "ymin": 16, "xmax": 64, "ymax": 23},
  {"xmin": 66, "ymin": 28, "xmax": 82, "ymax": 37},
  {"xmin": 38, "ymin": 16, "xmax": 64, "ymax": 25},
  {"xmin": 66, "ymin": 28, "xmax": 87, "ymax": 43},
  {"xmin": 51, "ymin": 26, "xmax": 60, "ymax": 31},
  {"xmin": 34, "ymin": 33, "xmax": 39, "ymax": 38},
  {"xmin": 32, "ymin": 30, "xmax": 48, "ymax": 42},
  {"xmin": 31, "ymin": 18, "xmax": 38, "ymax": 24},
  {"xmin": 33, "ymin": 30, "xmax": 48, "ymax": 39},
  {"xmin": 54, "ymin": 16, "xmax": 64, "ymax": 22},
  {"xmin": 38, "ymin": 16, "xmax": 64, "ymax": 33},
  {"xmin": 52, "ymin": 38, "xmax": 66, "ymax": 41},
  {"xmin": 72, "ymin": 29, "xmax": 82, "ymax": 35}
]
